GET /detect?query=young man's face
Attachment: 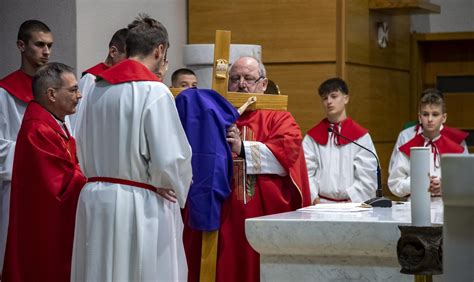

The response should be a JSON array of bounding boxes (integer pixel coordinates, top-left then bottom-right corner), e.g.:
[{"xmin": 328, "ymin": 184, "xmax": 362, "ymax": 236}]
[
  {"xmin": 419, "ymin": 103, "xmax": 446, "ymax": 136},
  {"xmin": 320, "ymin": 90, "xmax": 348, "ymax": 118},
  {"xmin": 173, "ymin": 74, "xmax": 197, "ymax": 88},
  {"xmin": 19, "ymin": 31, "xmax": 53, "ymax": 68}
]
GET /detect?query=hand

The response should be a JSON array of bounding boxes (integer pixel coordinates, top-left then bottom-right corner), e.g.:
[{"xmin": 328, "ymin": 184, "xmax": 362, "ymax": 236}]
[
  {"xmin": 428, "ymin": 176, "xmax": 442, "ymax": 196},
  {"xmin": 312, "ymin": 198, "xmax": 321, "ymax": 205},
  {"xmin": 226, "ymin": 124, "xmax": 242, "ymax": 154},
  {"xmin": 156, "ymin": 188, "xmax": 177, "ymax": 203}
]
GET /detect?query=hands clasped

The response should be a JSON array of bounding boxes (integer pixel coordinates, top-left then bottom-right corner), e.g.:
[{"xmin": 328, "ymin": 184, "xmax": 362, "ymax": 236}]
[{"xmin": 226, "ymin": 124, "xmax": 242, "ymax": 154}]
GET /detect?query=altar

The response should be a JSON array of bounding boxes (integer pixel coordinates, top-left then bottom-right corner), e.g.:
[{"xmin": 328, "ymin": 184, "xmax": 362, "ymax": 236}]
[{"xmin": 245, "ymin": 199, "xmax": 444, "ymax": 281}]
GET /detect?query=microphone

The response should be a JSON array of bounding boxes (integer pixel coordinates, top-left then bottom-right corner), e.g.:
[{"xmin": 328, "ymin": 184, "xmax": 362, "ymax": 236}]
[{"xmin": 328, "ymin": 127, "xmax": 392, "ymax": 208}]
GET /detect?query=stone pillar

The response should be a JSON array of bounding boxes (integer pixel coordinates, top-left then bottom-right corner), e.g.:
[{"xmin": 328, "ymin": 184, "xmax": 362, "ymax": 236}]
[
  {"xmin": 183, "ymin": 44, "xmax": 261, "ymax": 89},
  {"xmin": 442, "ymin": 154, "xmax": 474, "ymax": 281}
]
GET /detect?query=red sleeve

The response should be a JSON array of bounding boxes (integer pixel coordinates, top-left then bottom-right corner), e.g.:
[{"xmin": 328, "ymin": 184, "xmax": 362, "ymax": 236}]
[{"xmin": 260, "ymin": 111, "xmax": 312, "ymax": 208}]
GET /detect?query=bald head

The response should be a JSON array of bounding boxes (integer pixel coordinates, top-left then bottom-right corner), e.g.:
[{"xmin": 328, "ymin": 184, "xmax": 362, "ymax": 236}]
[{"xmin": 228, "ymin": 56, "xmax": 267, "ymax": 93}]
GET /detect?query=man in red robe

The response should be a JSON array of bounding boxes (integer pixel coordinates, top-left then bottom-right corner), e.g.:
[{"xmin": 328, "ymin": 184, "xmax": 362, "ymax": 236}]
[
  {"xmin": 184, "ymin": 56, "xmax": 311, "ymax": 282},
  {"xmin": 0, "ymin": 20, "xmax": 53, "ymax": 277},
  {"xmin": 2, "ymin": 62, "xmax": 86, "ymax": 282}
]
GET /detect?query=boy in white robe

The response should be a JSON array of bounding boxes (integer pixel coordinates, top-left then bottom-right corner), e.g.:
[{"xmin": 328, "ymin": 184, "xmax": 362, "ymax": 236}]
[
  {"xmin": 69, "ymin": 28, "xmax": 128, "ymax": 136},
  {"xmin": 388, "ymin": 107, "xmax": 468, "ymax": 173},
  {"xmin": 0, "ymin": 20, "xmax": 53, "ymax": 276},
  {"xmin": 71, "ymin": 15, "xmax": 192, "ymax": 282},
  {"xmin": 303, "ymin": 78, "xmax": 378, "ymax": 204},
  {"xmin": 388, "ymin": 89, "xmax": 465, "ymax": 198}
]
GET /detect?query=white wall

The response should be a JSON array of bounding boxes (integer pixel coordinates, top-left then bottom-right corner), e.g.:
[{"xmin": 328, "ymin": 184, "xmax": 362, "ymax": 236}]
[
  {"xmin": 76, "ymin": 0, "xmax": 187, "ymax": 86},
  {"xmin": 0, "ymin": 0, "xmax": 77, "ymax": 78},
  {"xmin": 0, "ymin": 0, "xmax": 187, "ymax": 86},
  {"xmin": 411, "ymin": 0, "xmax": 474, "ymax": 33}
]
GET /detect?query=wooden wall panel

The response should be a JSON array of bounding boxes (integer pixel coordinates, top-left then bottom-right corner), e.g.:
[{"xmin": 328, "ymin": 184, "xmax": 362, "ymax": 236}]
[
  {"xmin": 345, "ymin": 64, "xmax": 410, "ymax": 142},
  {"xmin": 188, "ymin": 0, "xmax": 337, "ymax": 63},
  {"xmin": 266, "ymin": 63, "xmax": 336, "ymax": 134},
  {"xmin": 444, "ymin": 93, "xmax": 474, "ymax": 130},
  {"xmin": 345, "ymin": 0, "xmax": 410, "ymax": 71},
  {"xmin": 422, "ymin": 40, "xmax": 474, "ymax": 87}
]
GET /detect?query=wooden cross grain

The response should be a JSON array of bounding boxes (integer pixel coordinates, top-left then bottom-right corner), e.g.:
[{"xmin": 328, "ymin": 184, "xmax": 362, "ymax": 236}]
[{"xmin": 171, "ymin": 30, "xmax": 289, "ymax": 111}]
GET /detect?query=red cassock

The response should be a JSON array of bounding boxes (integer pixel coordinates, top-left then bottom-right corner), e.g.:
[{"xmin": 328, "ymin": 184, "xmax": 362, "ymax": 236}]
[
  {"xmin": 2, "ymin": 101, "xmax": 86, "ymax": 282},
  {"xmin": 184, "ymin": 109, "xmax": 311, "ymax": 282}
]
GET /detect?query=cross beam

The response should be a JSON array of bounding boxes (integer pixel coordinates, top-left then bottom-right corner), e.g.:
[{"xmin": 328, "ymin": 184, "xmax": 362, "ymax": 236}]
[{"xmin": 171, "ymin": 30, "xmax": 288, "ymax": 111}]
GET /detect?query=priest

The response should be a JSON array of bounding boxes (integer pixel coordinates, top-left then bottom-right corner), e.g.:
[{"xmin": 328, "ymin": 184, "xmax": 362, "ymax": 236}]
[
  {"xmin": 183, "ymin": 56, "xmax": 311, "ymax": 282},
  {"xmin": 2, "ymin": 62, "xmax": 86, "ymax": 282}
]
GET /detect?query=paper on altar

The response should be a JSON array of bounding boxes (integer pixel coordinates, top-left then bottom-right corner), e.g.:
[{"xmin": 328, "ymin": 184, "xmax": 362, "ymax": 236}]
[{"xmin": 298, "ymin": 203, "xmax": 373, "ymax": 212}]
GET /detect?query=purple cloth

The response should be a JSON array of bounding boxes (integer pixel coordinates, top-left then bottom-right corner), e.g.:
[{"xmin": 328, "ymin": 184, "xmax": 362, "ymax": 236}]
[{"xmin": 176, "ymin": 88, "xmax": 239, "ymax": 231}]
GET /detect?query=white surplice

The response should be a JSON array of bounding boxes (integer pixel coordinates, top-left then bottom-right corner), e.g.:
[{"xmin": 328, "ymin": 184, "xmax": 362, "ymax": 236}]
[
  {"xmin": 0, "ymin": 89, "xmax": 26, "ymax": 275},
  {"xmin": 69, "ymin": 73, "xmax": 96, "ymax": 137},
  {"xmin": 72, "ymin": 80, "xmax": 192, "ymax": 282},
  {"xmin": 303, "ymin": 133, "xmax": 378, "ymax": 203}
]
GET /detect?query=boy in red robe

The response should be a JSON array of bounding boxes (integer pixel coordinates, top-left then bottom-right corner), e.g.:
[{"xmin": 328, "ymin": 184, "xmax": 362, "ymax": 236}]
[
  {"xmin": 388, "ymin": 89, "xmax": 465, "ymax": 198},
  {"xmin": 183, "ymin": 56, "xmax": 311, "ymax": 282},
  {"xmin": 2, "ymin": 62, "xmax": 86, "ymax": 282}
]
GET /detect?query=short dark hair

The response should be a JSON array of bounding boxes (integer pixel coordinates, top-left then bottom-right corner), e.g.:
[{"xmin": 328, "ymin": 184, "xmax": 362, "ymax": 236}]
[
  {"xmin": 318, "ymin": 77, "xmax": 349, "ymax": 96},
  {"xmin": 171, "ymin": 68, "xmax": 196, "ymax": 85},
  {"xmin": 109, "ymin": 28, "xmax": 128, "ymax": 53},
  {"xmin": 419, "ymin": 88, "xmax": 446, "ymax": 113},
  {"xmin": 126, "ymin": 14, "xmax": 169, "ymax": 57},
  {"xmin": 32, "ymin": 62, "xmax": 74, "ymax": 100},
  {"xmin": 17, "ymin": 20, "xmax": 51, "ymax": 43}
]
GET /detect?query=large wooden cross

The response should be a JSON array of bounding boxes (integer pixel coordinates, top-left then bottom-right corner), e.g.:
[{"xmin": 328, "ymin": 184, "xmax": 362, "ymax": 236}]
[{"xmin": 171, "ymin": 30, "xmax": 289, "ymax": 111}]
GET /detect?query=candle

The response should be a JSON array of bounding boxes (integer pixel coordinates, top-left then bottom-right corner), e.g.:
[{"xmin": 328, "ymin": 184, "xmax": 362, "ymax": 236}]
[{"xmin": 410, "ymin": 147, "xmax": 431, "ymax": 226}]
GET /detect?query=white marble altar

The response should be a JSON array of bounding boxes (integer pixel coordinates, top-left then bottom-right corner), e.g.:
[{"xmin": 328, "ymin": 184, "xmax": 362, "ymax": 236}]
[
  {"xmin": 246, "ymin": 199, "xmax": 444, "ymax": 281},
  {"xmin": 183, "ymin": 44, "xmax": 261, "ymax": 89},
  {"xmin": 442, "ymin": 154, "xmax": 474, "ymax": 281}
]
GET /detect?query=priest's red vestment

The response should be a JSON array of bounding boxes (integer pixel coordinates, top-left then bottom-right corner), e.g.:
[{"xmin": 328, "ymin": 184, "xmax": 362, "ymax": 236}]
[{"xmin": 2, "ymin": 101, "xmax": 86, "ymax": 282}]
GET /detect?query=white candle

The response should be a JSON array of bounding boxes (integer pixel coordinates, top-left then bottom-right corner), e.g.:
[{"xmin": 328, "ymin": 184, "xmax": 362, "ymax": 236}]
[{"xmin": 410, "ymin": 147, "xmax": 431, "ymax": 226}]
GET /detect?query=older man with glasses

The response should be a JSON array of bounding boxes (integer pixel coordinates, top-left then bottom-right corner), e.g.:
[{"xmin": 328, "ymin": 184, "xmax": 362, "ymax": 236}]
[
  {"xmin": 184, "ymin": 56, "xmax": 311, "ymax": 282},
  {"xmin": 2, "ymin": 62, "xmax": 86, "ymax": 282}
]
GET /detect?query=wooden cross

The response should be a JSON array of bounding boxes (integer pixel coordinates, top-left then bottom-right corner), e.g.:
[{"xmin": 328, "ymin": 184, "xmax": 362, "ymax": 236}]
[{"xmin": 171, "ymin": 30, "xmax": 289, "ymax": 111}]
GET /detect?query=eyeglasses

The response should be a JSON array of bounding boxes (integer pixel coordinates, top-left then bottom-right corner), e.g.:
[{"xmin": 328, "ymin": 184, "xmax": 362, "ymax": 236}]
[
  {"xmin": 229, "ymin": 76, "xmax": 264, "ymax": 86},
  {"xmin": 53, "ymin": 86, "xmax": 80, "ymax": 94}
]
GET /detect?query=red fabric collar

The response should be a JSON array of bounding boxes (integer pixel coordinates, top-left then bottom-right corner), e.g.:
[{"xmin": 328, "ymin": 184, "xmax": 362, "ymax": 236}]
[
  {"xmin": 0, "ymin": 70, "xmax": 33, "ymax": 103},
  {"xmin": 97, "ymin": 59, "xmax": 160, "ymax": 84},
  {"xmin": 306, "ymin": 117, "xmax": 368, "ymax": 146},
  {"xmin": 82, "ymin": 62, "xmax": 109, "ymax": 77},
  {"xmin": 24, "ymin": 101, "xmax": 70, "ymax": 140},
  {"xmin": 414, "ymin": 123, "xmax": 468, "ymax": 144},
  {"xmin": 399, "ymin": 134, "xmax": 464, "ymax": 157},
  {"xmin": 441, "ymin": 126, "xmax": 469, "ymax": 144}
]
